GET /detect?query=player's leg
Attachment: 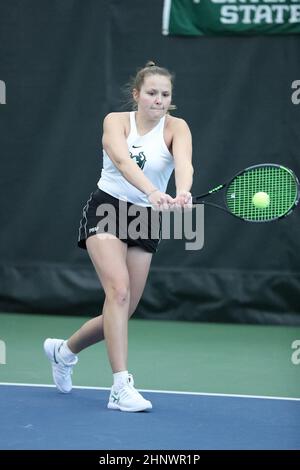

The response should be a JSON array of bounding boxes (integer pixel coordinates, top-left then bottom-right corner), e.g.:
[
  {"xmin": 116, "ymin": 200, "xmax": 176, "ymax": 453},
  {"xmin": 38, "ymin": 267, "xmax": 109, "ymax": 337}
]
[
  {"xmin": 43, "ymin": 233, "xmax": 129, "ymax": 392},
  {"xmin": 67, "ymin": 315, "xmax": 104, "ymax": 353},
  {"xmin": 66, "ymin": 246, "xmax": 152, "ymax": 353},
  {"xmin": 87, "ymin": 235, "xmax": 152, "ymax": 411},
  {"xmin": 85, "ymin": 234, "xmax": 130, "ymax": 373},
  {"xmin": 126, "ymin": 246, "xmax": 152, "ymax": 317},
  {"xmin": 105, "ymin": 245, "xmax": 153, "ymax": 411},
  {"xmin": 66, "ymin": 203, "xmax": 155, "ymax": 353}
]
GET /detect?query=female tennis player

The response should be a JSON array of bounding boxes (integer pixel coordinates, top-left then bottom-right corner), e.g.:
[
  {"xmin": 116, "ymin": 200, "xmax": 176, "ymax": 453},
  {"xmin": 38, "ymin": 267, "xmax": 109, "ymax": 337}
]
[{"xmin": 44, "ymin": 61, "xmax": 193, "ymax": 412}]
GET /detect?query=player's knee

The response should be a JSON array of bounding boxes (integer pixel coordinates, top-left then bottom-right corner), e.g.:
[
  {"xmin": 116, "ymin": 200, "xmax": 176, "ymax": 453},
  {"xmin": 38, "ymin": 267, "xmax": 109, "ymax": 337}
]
[{"xmin": 107, "ymin": 283, "xmax": 130, "ymax": 306}]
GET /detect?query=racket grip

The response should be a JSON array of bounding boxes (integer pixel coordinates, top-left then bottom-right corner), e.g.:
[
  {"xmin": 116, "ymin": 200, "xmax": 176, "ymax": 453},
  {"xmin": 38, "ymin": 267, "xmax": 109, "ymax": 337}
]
[{"xmin": 192, "ymin": 196, "xmax": 202, "ymax": 204}]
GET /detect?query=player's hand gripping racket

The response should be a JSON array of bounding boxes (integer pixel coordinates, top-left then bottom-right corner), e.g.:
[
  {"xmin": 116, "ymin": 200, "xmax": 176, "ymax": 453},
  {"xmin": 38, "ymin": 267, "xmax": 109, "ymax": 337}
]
[{"xmin": 192, "ymin": 164, "xmax": 299, "ymax": 222}]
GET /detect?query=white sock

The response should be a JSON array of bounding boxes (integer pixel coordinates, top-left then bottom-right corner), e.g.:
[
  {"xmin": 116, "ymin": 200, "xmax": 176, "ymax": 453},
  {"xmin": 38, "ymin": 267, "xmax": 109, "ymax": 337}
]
[
  {"xmin": 113, "ymin": 370, "xmax": 129, "ymax": 391},
  {"xmin": 58, "ymin": 341, "xmax": 77, "ymax": 363}
]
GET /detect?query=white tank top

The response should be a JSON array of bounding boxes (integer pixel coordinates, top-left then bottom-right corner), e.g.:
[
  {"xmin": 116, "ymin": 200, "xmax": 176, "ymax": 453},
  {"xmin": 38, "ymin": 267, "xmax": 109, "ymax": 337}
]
[{"xmin": 97, "ymin": 111, "xmax": 174, "ymax": 206}]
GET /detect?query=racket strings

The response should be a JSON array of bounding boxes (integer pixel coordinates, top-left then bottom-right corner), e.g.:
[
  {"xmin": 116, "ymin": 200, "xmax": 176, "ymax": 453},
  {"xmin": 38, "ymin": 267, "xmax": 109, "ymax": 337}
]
[{"xmin": 226, "ymin": 166, "xmax": 298, "ymax": 221}]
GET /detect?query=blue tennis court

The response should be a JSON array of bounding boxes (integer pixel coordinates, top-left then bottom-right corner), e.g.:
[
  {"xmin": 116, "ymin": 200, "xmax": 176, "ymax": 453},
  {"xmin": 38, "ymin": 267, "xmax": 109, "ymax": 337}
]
[{"xmin": 1, "ymin": 383, "xmax": 299, "ymax": 450}]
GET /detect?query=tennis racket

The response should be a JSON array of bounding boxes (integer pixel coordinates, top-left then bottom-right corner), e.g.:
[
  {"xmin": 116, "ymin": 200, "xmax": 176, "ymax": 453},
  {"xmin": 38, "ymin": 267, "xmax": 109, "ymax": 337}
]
[{"xmin": 192, "ymin": 164, "xmax": 299, "ymax": 222}]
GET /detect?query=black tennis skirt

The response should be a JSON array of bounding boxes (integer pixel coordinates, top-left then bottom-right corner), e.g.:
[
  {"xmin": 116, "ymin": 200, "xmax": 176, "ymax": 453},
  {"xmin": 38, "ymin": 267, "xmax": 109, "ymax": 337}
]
[{"xmin": 78, "ymin": 189, "xmax": 161, "ymax": 253}]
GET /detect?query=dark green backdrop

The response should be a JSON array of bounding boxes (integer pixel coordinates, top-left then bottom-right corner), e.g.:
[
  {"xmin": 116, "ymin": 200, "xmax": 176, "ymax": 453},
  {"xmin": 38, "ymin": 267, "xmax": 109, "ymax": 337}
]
[{"xmin": 0, "ymin": 0, "xmax": 300, "ymax": 324}]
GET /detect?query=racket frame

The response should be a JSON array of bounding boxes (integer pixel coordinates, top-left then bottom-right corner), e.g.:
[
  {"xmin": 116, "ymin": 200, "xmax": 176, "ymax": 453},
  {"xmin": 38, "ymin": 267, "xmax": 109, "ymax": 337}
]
[{"xmin": 192, "ymin": 163, "xmax": 300, "ymax": 222}]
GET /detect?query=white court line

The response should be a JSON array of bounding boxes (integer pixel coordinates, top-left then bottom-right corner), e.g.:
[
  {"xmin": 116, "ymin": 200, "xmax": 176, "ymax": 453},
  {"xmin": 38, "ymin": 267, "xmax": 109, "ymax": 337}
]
[{"xmin": 0, "ymin": 381, "xmax": 300, "ymax": 402}]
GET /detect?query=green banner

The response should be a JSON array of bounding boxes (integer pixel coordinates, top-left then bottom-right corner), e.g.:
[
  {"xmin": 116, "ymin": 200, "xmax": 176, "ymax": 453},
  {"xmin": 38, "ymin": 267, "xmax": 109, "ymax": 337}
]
[{"xmin": 162, "ymin": 0, "xmax": 300, "ymax": 35}]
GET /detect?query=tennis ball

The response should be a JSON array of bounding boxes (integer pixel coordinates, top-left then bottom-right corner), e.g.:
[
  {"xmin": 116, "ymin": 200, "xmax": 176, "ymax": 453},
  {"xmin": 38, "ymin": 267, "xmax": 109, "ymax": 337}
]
[{"xmin": 252, "ymin": 192, "xmax": 270, "ymax": 209}]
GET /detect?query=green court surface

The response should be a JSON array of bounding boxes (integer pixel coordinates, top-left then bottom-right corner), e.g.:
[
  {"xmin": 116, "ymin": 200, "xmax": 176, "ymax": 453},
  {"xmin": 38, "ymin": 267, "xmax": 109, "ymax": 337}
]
[{"xmin": 0, "ymin": 313, "xmax": 299, "ymax": 398}]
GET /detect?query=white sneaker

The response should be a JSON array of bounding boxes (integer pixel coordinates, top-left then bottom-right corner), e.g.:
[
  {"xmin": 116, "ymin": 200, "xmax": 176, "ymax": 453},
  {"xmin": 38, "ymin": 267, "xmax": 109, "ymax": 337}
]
[
  {"xmin": 43, "ymin": 338, "xmax": 78, "ymax": 393},
  {"xmin": 107, "ymin": 374, "xmax": 152, "ymax": 412}
]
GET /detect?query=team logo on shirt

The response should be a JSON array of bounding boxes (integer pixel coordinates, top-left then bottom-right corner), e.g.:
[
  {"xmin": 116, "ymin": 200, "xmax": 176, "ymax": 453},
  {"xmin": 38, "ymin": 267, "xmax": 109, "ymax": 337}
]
[{"xmin": 130, "ymin": 151, "xmax": 146, "ymax": 170}]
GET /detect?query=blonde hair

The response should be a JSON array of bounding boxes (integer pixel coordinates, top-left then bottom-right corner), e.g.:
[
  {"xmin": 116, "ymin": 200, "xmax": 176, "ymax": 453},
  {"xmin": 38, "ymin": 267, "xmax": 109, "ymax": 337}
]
[{"xmin": 125, "ymin": 61, "xmax": 176, "ymax": 111}]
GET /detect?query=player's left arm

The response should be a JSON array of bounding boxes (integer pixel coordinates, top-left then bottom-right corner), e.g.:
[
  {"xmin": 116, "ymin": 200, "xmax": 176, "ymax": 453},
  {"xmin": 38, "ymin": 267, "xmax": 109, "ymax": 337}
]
[{"xmin": 172, "ymin": 118, "xmax": 194, "ymax": 206}]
